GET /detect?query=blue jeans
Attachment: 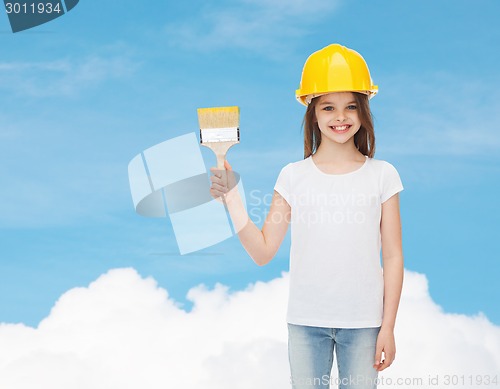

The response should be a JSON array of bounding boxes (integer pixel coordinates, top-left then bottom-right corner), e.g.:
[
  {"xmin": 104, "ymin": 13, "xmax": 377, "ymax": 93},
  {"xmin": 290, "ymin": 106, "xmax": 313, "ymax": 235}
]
[{"xmin": 288, "ymin": 324, "xmax": 380, "ymax": 389}]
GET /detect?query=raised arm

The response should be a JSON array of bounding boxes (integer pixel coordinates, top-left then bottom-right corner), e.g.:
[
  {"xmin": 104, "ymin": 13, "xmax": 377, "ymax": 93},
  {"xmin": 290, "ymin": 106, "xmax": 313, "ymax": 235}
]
[{"xmin": 209, "ymin": 161, "xmax": 290, "ymax": 266}]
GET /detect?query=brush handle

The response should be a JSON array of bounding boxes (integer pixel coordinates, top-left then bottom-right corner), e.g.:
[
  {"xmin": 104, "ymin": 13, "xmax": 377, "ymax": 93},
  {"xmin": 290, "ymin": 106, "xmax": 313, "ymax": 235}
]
[
  {"xmin": 201, "ymin": 141, "xmax": 238, "ymax": 169},
  {"xmin": 216, "ymin": 154, "xmax": 226, "ymax": 169}
]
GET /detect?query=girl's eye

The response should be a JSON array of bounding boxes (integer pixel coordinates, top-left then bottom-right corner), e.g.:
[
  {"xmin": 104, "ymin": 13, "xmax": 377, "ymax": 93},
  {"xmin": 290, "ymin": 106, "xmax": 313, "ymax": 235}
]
[
  {"xmin": 347, "ymin": 105, "xmax": 357, "ymax": 110},
  {"xmin": 323, "ymin": 106, "xmax": 334, "ymax": 111}
]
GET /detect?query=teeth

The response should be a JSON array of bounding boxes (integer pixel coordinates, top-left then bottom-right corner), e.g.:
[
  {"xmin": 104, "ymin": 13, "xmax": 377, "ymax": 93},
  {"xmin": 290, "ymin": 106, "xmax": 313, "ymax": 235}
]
[{"xmin": 332, "ymin": 125, "xmax": 349, "ymax": 131}]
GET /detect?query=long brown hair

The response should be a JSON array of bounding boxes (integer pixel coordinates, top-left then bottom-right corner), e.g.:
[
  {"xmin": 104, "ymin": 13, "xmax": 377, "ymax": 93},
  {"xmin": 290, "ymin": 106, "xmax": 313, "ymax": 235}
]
[{"xmin": 303, "ymin": 92, "xmax": 376, "ymax": 159}]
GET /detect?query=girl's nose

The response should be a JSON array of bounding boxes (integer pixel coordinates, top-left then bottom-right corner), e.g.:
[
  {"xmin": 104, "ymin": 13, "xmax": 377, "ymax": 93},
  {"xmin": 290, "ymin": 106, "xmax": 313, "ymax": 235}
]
[{"xmin": 335, "ymin": 113, "xmax": 346, "ymax": 122}]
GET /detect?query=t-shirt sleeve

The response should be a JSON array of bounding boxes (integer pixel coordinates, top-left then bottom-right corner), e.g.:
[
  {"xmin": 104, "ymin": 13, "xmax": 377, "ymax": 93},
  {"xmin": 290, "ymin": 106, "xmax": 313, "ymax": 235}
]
[
  {"xmin": 380, "ymin": 162, "xmax": 404, "ymax": 203},
  {"xmin": 274, "ymin": 164, "xmax": 291, "ymax": 205}
]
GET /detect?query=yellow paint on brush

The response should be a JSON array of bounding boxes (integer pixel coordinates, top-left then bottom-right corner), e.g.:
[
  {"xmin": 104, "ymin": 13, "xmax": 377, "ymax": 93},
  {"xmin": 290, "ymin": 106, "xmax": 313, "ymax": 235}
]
[{"xmin": 197, "ymin": 106, "xmax": 240, "ymax": 130}]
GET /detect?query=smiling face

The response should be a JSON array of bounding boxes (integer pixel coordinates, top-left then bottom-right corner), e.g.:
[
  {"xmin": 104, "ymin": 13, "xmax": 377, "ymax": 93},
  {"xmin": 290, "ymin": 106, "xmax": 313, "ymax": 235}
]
[{"xmin": 314, "ymin": 92, "xmax": 361, "ymax": 146}]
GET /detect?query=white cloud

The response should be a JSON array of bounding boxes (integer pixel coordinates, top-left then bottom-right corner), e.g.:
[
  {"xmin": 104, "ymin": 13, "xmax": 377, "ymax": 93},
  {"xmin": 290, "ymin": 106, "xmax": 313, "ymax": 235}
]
[
  {"xmin": 164, "ymin": 0, "xmax": 337, "ymax": 57},
  {"xmin": 0, "ymin": 268, "xmax": 498, "ymax": 389},
  {"xmin": 0, "ymin": 55, "xmax": 138, "ymax": 97}
]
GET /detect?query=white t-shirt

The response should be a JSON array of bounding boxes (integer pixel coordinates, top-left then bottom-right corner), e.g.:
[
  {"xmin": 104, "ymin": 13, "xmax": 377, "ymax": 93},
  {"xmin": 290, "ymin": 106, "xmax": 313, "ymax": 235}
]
[{"xmin": 274, "ymin": 155, "xmax": 404, "ymax": 328}]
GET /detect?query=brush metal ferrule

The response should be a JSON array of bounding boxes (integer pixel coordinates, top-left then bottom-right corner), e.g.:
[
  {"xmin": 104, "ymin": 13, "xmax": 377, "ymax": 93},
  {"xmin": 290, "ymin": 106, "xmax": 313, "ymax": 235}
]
[{"xmin": 200, "ymin": 127, "xmax": 240, "ymax": 143}]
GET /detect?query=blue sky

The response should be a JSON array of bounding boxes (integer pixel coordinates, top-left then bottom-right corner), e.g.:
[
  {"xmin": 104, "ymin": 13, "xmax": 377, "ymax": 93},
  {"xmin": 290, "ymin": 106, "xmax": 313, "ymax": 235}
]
[{"xmin": 0, "ymin": 0, "xmax": 499, "ymax": 329}]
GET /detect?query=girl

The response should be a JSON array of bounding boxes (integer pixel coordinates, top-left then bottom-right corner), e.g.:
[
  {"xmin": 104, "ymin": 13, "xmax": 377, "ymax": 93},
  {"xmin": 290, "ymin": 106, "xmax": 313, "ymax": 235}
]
[{"xmin": 210, "ymin": 44, "xmax": 404, "ymax": 389}]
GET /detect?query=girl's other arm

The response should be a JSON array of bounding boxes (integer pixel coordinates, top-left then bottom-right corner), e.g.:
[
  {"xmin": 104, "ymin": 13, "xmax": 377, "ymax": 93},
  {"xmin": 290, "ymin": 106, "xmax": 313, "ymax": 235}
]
[
  {"xmin": 210, "ymin": 161, "xmax": 290, "ymax": 266},
  {"xmin": 374, "ymin": 193, "xmax": 404, "ymax": 371}
]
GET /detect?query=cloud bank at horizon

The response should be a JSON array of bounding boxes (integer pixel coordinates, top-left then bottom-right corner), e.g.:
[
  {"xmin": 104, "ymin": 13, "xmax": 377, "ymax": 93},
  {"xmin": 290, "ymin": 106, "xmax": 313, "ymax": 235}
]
[{"xmin": 0, "ymin": 267, "xmax": 498, "ymax": 389}]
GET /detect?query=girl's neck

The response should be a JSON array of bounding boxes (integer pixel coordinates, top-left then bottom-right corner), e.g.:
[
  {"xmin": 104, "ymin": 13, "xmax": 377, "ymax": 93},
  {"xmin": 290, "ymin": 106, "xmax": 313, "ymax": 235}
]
[{"xmin": 313, "ymin": 139, "xmax": 365, "ymax": 163}]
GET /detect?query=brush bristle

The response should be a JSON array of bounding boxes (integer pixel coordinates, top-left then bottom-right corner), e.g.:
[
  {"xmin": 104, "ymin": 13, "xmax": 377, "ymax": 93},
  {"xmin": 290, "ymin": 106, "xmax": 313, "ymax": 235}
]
[{"xmin": 197, "ymin": 106, "xmax": 240, "ymax": 129}]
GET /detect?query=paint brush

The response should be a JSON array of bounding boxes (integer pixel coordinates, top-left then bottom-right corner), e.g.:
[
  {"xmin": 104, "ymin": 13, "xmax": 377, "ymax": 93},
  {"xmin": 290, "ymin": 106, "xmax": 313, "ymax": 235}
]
[{"xmin": 198, "ymin": 106, "xmax": 240, "ymax": 170}]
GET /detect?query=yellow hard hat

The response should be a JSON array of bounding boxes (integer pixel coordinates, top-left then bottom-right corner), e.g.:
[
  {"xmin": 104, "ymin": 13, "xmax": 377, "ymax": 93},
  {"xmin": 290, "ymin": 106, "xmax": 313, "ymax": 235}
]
[{"xmin": 295, "ymin": 44, "xmax": 378, "ymax": 106}]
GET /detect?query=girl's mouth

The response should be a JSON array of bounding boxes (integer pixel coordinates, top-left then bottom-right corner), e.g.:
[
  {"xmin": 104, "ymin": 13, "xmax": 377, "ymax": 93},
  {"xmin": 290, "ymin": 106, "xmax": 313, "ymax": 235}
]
[{"xmin": 330, "ymin": 125, "xmax": 351, "ymax": 134}]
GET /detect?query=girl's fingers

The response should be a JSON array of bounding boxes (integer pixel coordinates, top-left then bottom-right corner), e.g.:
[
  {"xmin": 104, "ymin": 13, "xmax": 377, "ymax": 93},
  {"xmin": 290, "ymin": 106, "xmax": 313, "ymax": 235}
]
[
  {"xmin": 210, "ymin": 189, "xmax": 223, "ymax": 197},
  {"xmin": 210, "ymin": 175, "xmax": 223, "ymax": 185},
  {"xmin": 210, "ymin": 167, "xmax": 226, "ymax": 180},
  {"xmin": 374, "ymin": 351, "xmax": 395, "ymax": 371},
  {"xmin": 210, "ymin": 167, "xmax": 222, "ymax": 177},
  {"xmin": 212, "ymin": 184, "xmax": 227, "ymax": 193},
  {"xmin": 209, "ymin": 187, "xmax": 226, "ymax": 200},
  {"xmin": 210, "ymin": 165, "xmax": 235, "ymax": 196},
  {"xmin": 209, "ymin": 167, "xmax": 228, "ymax": 200},
  {"xmin": 385, "ymin": 353, "xmax": 395, "ymax": 367},
  {"xmin": 209, "ymin": 169, "xmax": 225, "ymax": 187},
  {"xmin": 210, "ymin": 167, "xmax": 232, "ymax": 190},
  {"xmin": 373, "ymin": 348, "xmax": 383, "ymax": 369}
]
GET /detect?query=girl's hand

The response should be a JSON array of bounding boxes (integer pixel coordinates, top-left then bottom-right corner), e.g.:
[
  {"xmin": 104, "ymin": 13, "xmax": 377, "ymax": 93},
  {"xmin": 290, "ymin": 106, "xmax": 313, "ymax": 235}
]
[
  {"xmin": 209, "ymin": 160, "xmax": 238, "ymax": 203},
  {"xmin": 373, "ymin": 327, "xmax": 396, "ymax": 372}
]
